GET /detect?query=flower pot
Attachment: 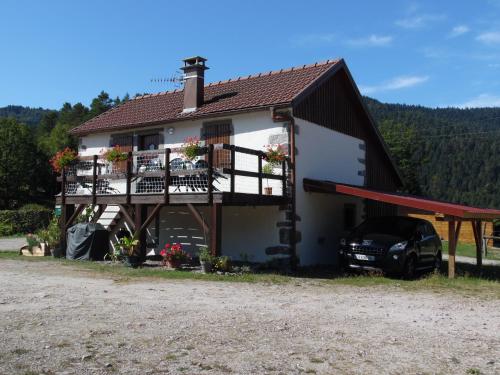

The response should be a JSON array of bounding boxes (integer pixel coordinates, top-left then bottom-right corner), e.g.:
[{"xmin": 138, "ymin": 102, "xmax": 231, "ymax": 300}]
[
  {"xmin": 124, "ymin": 255, "xmax": 142, "ymax": 268},
  {"xmin": 200, "ymin": 260, "xmax": 213, "ymax": 273},
  {"xmin": 165, "ymin": 259, "xmax": 182, "ymax": 269},
  {"xmin": 264, "ymin": 187, "xmax": 273, "ymax": 195}
]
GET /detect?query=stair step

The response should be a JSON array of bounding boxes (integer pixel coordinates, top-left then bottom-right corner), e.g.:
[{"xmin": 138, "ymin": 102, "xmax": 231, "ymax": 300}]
[{"xmin": 276, "ymin": 221, "xmax": 293, "ymax": 228}]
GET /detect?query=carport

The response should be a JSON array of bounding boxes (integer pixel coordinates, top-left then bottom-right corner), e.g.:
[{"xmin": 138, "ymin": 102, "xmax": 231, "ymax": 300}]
[{"xmin": 304, "ymin": 179, "xmax": 500, "ymax": 278}]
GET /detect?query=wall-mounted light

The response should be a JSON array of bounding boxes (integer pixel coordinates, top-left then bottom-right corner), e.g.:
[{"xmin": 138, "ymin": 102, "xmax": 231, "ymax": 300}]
[{"xmin": 168, "ymin": 127, "xmax": 175, "ymax": 135}]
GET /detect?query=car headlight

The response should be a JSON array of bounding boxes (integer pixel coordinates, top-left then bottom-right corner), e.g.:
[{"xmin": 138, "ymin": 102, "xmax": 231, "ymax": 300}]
[
  {"xmin": 340, "ymin": 238, "xmax": 346, "ymax": 246},
  {"xmin": 389, "ymin": 241, "xmax": 408, "ymax": 251}
]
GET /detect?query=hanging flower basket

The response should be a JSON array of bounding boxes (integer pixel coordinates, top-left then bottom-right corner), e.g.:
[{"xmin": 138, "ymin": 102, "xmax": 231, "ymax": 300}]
[
  {"xmin": 101, "ymin": 145, "xmax": 129, "ymax": 163},
  {"xmin": 180, "ymin": 137, "xmax": 203, "ymax": 161},
  {"xmin": 263, "ymin": 144, "xmax": 286, "ymax": 166},
  {"xmin": 50, "ymin": 148, "xmax": 79, "ymax": 173}
]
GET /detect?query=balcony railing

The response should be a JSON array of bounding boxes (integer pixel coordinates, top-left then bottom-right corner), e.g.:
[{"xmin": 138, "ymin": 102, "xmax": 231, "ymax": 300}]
[{"xmin": 58, "ymin": 144, "xmax": 288, "ymax": 204}]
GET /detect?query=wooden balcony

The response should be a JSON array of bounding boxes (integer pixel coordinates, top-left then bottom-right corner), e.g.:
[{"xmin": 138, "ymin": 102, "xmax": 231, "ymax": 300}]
[{"xmin": 56, "ymin": 144, "xmax": 290, "ymax": 206}]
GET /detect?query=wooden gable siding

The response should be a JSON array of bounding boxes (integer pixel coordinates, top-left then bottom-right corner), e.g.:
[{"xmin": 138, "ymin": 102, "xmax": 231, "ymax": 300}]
[
  {"xmin": 294, "ymin": 70, "xmax": 399, "ymax": 191},
  {"xmin": 293, "ymin": 69, "xmax": 400, "ymax": 217}
]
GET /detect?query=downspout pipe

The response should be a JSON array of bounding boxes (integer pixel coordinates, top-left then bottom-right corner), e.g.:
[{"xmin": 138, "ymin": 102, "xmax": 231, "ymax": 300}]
[{"xmin": 271, "ymin": 108, "xmax": 298, "ymax": 271}]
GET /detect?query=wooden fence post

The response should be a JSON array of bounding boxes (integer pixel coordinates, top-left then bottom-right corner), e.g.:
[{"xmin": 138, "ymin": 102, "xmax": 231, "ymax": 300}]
[
  {"xmin": 164, "ymin": 148, "xmax": 170, "ymax": 204},
  {"xmin": 207, "ymin": 144, "xmax": 214, "ymax": 205},
  {"xmin": 92, "ymin": 155, "xmax": 97, "ymax": 205},
  {"xmin": 126, "ymin": 151, "xmax": 132, "ymax": 204}
]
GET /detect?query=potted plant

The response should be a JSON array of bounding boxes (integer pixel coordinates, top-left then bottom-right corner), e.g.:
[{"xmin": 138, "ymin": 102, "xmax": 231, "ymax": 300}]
[
  {"xmin": 118, "ymin": 236, "xmax": 141, "ymax": 268},
  {"xmin": 101, "ymin": 145, "xmax": 129, "ymax": 173},
  {"xmin": 160, "ymin": 243, "xmax": 190, "ymax": 269},
  {"xmin": 50, "ymin": 147, "xmax": 79, "ymax": 174},
  {"xmin": 180, "ymin": 136, "xmax": 203, "ymax": 161},
  {"xmin": 214, "ymin": 256, "xmax": 232, "ymax": 273},
  {"xmin": 263, "ymin": 144, "xmax": 286, "ymax": 165},
  {"xmin": 36, "ymin": 216, "xmax": 62, "ymax": 257},
  {"xmin": 197, "ymin": 246, "xmax": 214, "ymax": 273},
  {"xmin": 262, "ymin": 163, "xmax": 274, "ymax": 195}
]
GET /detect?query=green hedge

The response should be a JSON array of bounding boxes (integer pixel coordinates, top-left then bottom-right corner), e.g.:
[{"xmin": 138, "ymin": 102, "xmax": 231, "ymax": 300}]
[{"xmin": 0, "ymin": 205, "xmax": 52, "ymax": 236}]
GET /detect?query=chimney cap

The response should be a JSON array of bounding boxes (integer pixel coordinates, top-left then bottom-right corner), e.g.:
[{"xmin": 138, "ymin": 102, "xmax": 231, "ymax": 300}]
[{"xmin": 182, "ymin": 56, "xmax": 209, "ymax": 71}]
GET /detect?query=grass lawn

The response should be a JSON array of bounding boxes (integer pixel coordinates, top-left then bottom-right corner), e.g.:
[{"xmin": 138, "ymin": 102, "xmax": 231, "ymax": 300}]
[
  {"xmin": 1, "ymin": 250, "xmax": 500, "ymax": 298},
  {"xmin": 442, "ymin": 241, "xmax": 500, "ymax": 261}
]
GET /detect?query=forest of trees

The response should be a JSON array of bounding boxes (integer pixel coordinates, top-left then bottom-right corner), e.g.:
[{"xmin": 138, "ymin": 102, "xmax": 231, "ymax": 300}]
[
  {"xmin": 0, "ymin": 94, "xmax": 498, "ymax": 209},
  {"xmin": 0, "ymin": 92, "xmax": 129, "ymax": 209},
  {"xmin": 366, "ymin": 97, "xmax": 500, "ymax": 209}
]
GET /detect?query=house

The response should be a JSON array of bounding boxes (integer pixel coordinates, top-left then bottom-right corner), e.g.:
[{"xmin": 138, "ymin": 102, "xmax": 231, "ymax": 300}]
[{"xmin": 61, "ymin": 56, "xmax": 402, "ymax": 268}]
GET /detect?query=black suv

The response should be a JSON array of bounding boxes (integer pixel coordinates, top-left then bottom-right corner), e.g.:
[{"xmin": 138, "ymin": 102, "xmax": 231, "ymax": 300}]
[{"xmin": 339, "ymin": 216, "xmax": 442, "ymax": 278}]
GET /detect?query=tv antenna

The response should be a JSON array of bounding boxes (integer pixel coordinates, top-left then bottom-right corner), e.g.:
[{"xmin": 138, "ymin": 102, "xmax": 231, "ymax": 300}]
[{"xmin": 150, "ymin": 71, "xmax": 184, "ymax": 90}]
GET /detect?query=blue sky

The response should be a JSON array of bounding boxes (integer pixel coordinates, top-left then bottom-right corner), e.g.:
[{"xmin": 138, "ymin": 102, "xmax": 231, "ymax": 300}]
[{"xmin": 1, "ymin": 0, "xmax": 500, "ymax": 109}]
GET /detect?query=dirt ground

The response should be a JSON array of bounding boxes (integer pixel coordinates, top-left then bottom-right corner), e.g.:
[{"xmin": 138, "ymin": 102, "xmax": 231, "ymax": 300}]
[{"xmin": 0, "ymin": 260, "xmax": 499, "ymax": 375}]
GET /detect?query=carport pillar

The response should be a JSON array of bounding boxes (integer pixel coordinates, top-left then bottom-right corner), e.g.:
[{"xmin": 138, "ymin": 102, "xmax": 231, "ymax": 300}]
[
  {"xmin": 447, "ymin": 219, "xmax": 462, "ymax": 278},
  {"xmin": 472, "ymin": 220, "xmax": 483, "ymax": 268},
  {"xmin": 448, "ymin": 220, "xmax": 456, "ymax": 279}
]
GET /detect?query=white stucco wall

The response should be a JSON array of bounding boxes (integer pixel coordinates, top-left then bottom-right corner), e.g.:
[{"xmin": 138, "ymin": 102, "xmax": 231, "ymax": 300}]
[
  {"xmin": 294, "ymin": 117, "xmax": 365, "ymax": 266},
  {"xmin": 81, "ymin": 111, "xmax": 368, "ymax": 266},
  {"xmin": 81, "ymin": 110, "xmax": 287, "ymax": 260}
]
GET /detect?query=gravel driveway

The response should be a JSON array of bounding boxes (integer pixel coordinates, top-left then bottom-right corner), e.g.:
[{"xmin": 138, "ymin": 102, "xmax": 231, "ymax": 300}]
[{"xmin": 0, "ymin": 260, "xmax": 499, "ymax": 375}]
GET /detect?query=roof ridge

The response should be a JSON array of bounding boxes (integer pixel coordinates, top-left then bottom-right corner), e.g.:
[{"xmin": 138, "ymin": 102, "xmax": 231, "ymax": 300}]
[{"xmin": 131, "ymin": 58, "xmax": 340, "ymax": 100}]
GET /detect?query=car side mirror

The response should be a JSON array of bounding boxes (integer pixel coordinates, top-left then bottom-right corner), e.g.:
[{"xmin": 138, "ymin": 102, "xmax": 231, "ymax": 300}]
[{"xmin": 414, "ymin": 231, "xmax": 424, "ymax": 241}]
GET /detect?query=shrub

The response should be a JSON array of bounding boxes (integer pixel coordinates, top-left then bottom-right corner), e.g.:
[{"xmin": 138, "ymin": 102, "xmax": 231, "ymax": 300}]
[
  {"xmin": 0, "ymin": 206, "xmax": 52, "ymax": 235},
  {"xmin": 36, "ymin": 215, "xmax": 60, "ymax": 248},
  {"xmin": 0, "ymin": 222, "xmax": 14, "ymax": 236}
]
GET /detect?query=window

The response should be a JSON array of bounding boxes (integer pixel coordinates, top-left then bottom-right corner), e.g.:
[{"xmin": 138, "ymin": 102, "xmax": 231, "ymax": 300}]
[{"xmin": 139, "ymin": 134, "xmax": 160, "ymax": 151}]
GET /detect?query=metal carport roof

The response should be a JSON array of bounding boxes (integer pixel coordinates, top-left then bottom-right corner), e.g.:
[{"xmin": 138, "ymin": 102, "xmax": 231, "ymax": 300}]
[{"xmin": 303, "ymin": 178, "xmax": 500, "ymax": 278}]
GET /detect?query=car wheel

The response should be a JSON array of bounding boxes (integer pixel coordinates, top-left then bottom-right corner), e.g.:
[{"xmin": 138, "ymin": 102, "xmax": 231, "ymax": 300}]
[
  {"xmin": 433, "ymin": 252, "xmax": 442, "ymax": 272},
  {"xmin": 402, "ymin": 254, "xmax": 417, "ymax": 280}
]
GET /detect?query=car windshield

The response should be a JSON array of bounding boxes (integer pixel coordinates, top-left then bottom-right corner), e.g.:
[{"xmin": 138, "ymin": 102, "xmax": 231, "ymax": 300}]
[{"xmin": 352, "ymin": 217, "xmax": 417, "ymax": 238}]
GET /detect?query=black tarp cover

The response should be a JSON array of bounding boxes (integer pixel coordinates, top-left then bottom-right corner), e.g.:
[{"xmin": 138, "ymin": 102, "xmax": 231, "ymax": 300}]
[{"xmin": 66, "ymin": 223, "xmax": 109, "ymax": 260}]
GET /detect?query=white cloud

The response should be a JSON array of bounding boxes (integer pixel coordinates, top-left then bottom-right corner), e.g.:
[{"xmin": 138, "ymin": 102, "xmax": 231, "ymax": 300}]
[
  {"xmin": 457, "ymin": 93, "xmax": 500, "ymax": 108},
  {"xmin": 359, "ymin": 75, "xmax": 429, "ymax": 94},
  {"xmin": 395, "ymin": 14, "xmax": 446, "ymax": 29},
  {"xmin": 346, "ymin": 34, "xmax": 393, "ymax": 47},
  {"xmin": 476, "ymin": 31, "xmax": 500, "ymax": 44},
  {"xmin": 290, "ymin": 33, "xmax": 336, "ymax": 47},
  {"xmin": 449, "ymin": 25, "xmax": 470, "ymax": 38}
]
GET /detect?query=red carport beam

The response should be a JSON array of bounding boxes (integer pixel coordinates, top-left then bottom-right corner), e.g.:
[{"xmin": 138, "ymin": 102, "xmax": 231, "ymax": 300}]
[{"xmin": 303, "ymin": 179, "xmax": 500, "ymax": 221}]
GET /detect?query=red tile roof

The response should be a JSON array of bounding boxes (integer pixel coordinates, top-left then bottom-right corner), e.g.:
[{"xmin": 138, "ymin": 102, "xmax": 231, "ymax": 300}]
[{"xmin": 71, "ymin": 59, "xmax": 341, "ymax": 135}]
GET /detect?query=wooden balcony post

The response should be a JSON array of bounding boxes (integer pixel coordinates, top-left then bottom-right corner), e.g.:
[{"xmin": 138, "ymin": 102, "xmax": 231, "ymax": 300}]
[
  {"xmin": 281, "ymin": 158, "xmax": 287, "ymax": 197},
  {"xmin": 126, "ymin": 151, "xmax": 132, "ymax": 204},
  {"xmin": 258, "ymin": 154, "xmax": 263, "ymax": 196},
  {"xmin": 210, "ymin": 203, "xmax": 222, "ymax": 256},
  {"xmin": 164, "ymin": 148, "xmax": 171, "ymax": 204},
  {"xmin": 61, "ymin": 167, "xmax": 66, "ymax": 206},
  {"xmin": 92, "ymin": 155, "xmax": 98, "ymax": 205},
  {"xmin": 230, "ymin": 145, "xmax": 235, "ymax": 195},
  {"xmin": 59, "ymin": 168, "xmax": 67, "ymax": 254},
  {"xmin": 207, "ymin": 144, "xmax": 214, "ymax": 205}
]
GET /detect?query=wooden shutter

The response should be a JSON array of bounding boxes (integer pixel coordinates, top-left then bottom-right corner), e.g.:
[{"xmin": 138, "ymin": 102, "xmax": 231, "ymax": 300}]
[
  {"xmin": 202, "ymin": 122, "xmax": 232, "ymax": 168},
  {"xmin": 109, "ymin": 134, "xmax": 133, "ymax": 172}
]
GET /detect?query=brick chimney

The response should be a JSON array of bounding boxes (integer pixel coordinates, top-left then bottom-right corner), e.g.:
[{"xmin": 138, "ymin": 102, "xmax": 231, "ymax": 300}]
[{"xmin": 181, "ymin": 56, "xmax": 208, "ymax": 113}]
